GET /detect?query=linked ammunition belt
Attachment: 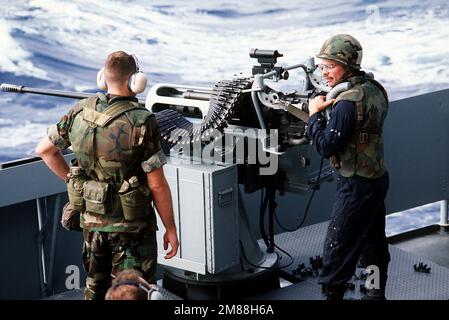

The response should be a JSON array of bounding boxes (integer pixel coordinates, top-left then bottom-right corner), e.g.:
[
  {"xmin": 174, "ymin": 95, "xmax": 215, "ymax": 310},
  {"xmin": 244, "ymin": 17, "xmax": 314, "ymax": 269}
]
[
  {"xmin": 154, "ymin": 78, "xmax": 253, "ymax": 152},
  {"xmin": 155, "ymin": 108, "xmax": 193, "ymax": 150}
]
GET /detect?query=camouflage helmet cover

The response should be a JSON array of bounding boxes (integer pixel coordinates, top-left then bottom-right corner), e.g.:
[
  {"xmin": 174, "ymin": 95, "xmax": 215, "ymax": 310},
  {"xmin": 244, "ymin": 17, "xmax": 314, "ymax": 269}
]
[{"xmin": 317, "ymin": 34, "xmax": 363, "ymax": 69}]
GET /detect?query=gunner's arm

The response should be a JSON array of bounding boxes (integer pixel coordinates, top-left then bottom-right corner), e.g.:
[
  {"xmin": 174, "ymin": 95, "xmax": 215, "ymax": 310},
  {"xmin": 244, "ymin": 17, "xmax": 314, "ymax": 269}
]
[
  {"xmin": 141, "ymin": 115, "xmax": 179, "ymax": 259},
  {"xmin": 36, "ymin": 105, "xmax": 77, "ymax": 181},
  {"xmin": 307, "ymin": 100, "xmax": 357, "ymax": 158},
  {"xmin": 146, "ymin": 167, "xmax": 178, "ymax": 258},
  {"xmin": 35, "ymin": 135, "xmax": 70, "ymax": 181}
]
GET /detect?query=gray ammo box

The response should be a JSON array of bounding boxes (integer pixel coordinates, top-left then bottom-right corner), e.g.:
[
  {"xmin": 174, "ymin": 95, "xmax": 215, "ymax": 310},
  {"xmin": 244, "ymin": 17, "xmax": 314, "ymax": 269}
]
[{"xmin": 155, "ymin": 157, "xmax": 239, "ymax": 275}]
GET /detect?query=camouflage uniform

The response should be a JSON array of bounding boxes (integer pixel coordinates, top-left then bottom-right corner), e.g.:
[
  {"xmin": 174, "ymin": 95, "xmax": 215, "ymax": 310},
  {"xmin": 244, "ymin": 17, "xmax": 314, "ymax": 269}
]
[
  {"xmin": 329, "ymin": 75, "xmax": 389, "ymax": 179},
  {"xmin": 48, "ymin": 93, "xmax": 166, "ymax": 299},
  {"xmin": 309, "ymin": 35, "xmax": 390, "ymax": 299}
]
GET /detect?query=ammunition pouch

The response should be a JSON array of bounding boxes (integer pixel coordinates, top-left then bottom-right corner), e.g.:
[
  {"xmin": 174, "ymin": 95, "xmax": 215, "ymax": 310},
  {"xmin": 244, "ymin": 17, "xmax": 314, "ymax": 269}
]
[
  {"xmin": 119, "ymin": 184, "xmax": 150, "ymax": 221},
  {"xmin": 67, "ymin": 175, "xmax": 87, "ymax": 211},
  {"xmin": 67, "ymin": 169, "xmax": 150, "ymax": 220},
  {"xmin": 83, "ymin": 180, "xmax": 111, "ymax": 215}
]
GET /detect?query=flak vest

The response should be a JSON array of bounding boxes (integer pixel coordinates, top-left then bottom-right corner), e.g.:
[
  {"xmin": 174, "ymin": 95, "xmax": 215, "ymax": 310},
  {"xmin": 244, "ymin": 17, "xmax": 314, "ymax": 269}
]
[
  {"xmin": 329, "ymin": 76, "xmax": 389, "ymax": 179},
  {"xmin": 66, "ymin": 93, "xmax": 155, "ymax": 222}
]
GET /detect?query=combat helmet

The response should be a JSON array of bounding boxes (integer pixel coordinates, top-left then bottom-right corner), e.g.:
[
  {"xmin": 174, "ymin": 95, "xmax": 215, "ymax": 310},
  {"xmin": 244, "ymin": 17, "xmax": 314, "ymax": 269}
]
[{"xmin": 317, "ymin": 34, "xmax": 363, "ymax": 69}]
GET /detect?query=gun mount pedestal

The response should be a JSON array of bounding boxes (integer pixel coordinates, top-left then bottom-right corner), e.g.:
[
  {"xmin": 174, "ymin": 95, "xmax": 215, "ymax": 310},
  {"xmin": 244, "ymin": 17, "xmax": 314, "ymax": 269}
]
[
  {"xmin": 155, "ymin": 158, "xmax": 281, "ymax": 299},
  {"xmin": 162, "ymin": 253, "xmax": 279, "ymax": 300}
]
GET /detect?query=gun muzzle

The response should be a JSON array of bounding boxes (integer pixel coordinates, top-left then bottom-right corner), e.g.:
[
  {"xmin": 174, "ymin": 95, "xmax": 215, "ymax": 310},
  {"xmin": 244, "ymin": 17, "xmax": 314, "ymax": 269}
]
[{"xmin": 1, "ymin": 83, "xmax": 25, "ymax": 93}]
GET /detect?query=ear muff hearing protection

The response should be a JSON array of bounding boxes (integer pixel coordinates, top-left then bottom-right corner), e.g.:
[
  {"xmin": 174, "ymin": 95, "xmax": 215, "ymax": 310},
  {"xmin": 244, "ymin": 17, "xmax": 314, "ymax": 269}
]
[
  {"xmin": 96, "ymin": 67, "xmax": 108, "ymax": 91},
  {"xmin": 96, "ymin": 54, "xmax": 148, "ymax": 94},
  {"xmin": 111, "ymin": 280, "xmax": 164, "ymax": 300},
  {"xmin": 127, "ymin": 54, "xmax": 147, "ymax": 94}
]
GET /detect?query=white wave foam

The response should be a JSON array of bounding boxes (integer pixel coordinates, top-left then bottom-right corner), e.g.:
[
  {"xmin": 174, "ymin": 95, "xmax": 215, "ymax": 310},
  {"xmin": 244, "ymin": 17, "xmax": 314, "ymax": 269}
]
[
  {"xmin": 0, "ymin": 102, "xmax": 72, "ymax": 150},
  {"xmin": 3, "ymin": 0, "xmax": 449, "ymax": 98},
  {"xmin": 0, "ymin": 120, "xmax": 47, "ymax": 148},
  {"xmin": 1, "ymin": 0, "xmax": 449, "ymax": 162},
  {"xmin": 0, "ymin": 19, "xmax": 47, "ymax": 78},
  {"xmin": 0, "ymin": 118, "xmax": 14, "ymax": 125}
]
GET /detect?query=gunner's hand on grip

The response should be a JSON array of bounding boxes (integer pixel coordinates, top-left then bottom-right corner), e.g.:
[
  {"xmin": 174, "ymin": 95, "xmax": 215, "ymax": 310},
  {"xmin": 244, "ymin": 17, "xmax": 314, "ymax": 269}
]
[{"xmin": 308, "ymin": 96, "xmax": 335, "ymax": 116}]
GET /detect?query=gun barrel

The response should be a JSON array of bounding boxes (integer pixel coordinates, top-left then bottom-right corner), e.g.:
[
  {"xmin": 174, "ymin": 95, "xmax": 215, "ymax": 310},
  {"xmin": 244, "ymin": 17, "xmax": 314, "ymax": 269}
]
[
  {"xmin": 1, "ymin": 83, "xmax": 93, "ymax": 99},
  {"xmin": 0, "ymin": 83, "xmax": 145, "ymax": 105},
  {"xmin": 182, "ymin": 91, "xmax": 211, "ymax": 101}
]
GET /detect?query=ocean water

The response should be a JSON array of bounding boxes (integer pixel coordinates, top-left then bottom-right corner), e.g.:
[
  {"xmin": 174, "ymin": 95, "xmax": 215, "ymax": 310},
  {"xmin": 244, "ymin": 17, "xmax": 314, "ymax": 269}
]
[{"xmin": 0, "ymin": 0, "xmax": 448, "ymax": 232}]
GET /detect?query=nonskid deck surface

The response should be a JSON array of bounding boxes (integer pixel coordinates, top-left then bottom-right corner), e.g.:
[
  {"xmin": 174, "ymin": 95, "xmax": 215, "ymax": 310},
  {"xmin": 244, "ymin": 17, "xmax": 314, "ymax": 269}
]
[
  {"xmin": 251, "ymin": 222, "xmax": 449, "ymax": 300},
  {"xmin": 392, "ymin": 229, "xmax": 449, "ymax": 268}
]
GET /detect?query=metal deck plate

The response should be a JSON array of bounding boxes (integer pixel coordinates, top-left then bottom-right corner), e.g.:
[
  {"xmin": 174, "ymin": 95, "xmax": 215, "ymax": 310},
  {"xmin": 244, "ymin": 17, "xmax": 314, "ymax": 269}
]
[
  {"xmin": 252, "ymin": 222, "xmax": 449, "ymax": 300},
  {"xmin": 47, "ymin": 222, "xmax": 449, "ymax": 300}
]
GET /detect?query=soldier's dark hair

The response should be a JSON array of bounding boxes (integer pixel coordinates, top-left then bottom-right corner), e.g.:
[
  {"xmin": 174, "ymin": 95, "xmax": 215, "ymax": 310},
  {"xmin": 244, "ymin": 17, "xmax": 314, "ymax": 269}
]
[{"xmin": 104, "ymin": 51, "xmax": 137, "ymax": 85}]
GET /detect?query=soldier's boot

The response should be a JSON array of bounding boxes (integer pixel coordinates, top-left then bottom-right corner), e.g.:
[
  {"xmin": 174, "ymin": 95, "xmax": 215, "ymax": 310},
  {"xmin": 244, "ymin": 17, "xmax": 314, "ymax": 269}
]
[
  {"xmin": 362, "ymin": 274, "xmax": 387, "ymax": 300},
  {"xmin": 325, "ymin": 284, "xmax": 346, "ymax": 300},
  {"xmin": 361, "ymin": 288, "xmax": 386, "ymax": 300}
]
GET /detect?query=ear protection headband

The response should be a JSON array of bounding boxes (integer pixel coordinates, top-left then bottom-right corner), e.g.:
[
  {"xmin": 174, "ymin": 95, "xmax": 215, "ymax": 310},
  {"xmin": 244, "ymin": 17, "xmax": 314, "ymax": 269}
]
[
  {"xmin": 111, "ymin": 280, "xmax": 163, "ymax": 300},
  {"xmin": 96, "ymin": 54, "xmax": 147, "ymax": 94}
]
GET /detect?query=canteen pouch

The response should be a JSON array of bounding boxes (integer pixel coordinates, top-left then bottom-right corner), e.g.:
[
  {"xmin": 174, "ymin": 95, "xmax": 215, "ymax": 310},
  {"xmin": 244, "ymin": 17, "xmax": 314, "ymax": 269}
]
[
  {"xmin": 67, "ymin": 175, "xmax": 87, "ymax": 211},
  {"xmin": 119, "ymin": 185, "xmax": 150, "ymax": 221},
  {"xmin": 83, "ymin": 180, "xmax": 111, "ymax": 215}
]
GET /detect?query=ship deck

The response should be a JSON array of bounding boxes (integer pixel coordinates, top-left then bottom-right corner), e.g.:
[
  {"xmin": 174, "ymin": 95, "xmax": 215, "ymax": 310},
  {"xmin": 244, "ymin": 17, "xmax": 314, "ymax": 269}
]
[
  {"xmin": 389, "ymin": 225, "xmax": 449, "ymax": 268},
  {"xmin": 47, "ymin": 221, "xmax": 449, "ymax": 300},
  {"xmin": 252, "ymin": 222, "xmax": 449, "ymax": 300}
]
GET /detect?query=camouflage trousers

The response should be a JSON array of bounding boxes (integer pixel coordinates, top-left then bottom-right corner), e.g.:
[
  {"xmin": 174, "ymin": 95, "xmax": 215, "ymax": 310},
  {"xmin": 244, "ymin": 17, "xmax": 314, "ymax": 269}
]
[{"xmin": 82, "ymin": 229, "xmax": 157, "ymax": 300}]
